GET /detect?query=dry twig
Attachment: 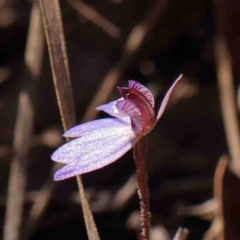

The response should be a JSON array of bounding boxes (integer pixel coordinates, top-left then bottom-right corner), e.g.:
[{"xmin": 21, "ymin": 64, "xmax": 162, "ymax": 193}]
[
  {"xmin": 68, "ymin": 0, "xmax": 121, "ymax": 40},
  {"xmin": 3, "ymin": 1, "xmax": 44, "ymax": 240},
  {"xmin": 215, "ymin": 37, "xmax": 240, "ymax": 176},
  {"xmin": 25, "ymin": 1, "xmax": 100, "ymax": 240},
  {"xmin": 111, "ymin": 174, "xmax": 136, "ymax": 210},
  {"xmin": 173, "ymin": 227, "xmax": 189, "ymax": 240},
  {"xmin": 213, "ymin": 1, "xmax": 240, "ymax": 238},
  {"xmin": 213, "ymin": 155, "xmax": 228, "ymax": 240},
  {"xmin": 83, "ymin": 0, "xmax": 168, "ymax": 122},
  {"xmin": 179, "ymin": 199, "xmax": 218, "ymax": 221}
]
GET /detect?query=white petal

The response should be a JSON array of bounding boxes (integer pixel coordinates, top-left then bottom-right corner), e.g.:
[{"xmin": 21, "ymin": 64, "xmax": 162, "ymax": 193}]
[
  {"xmin": 63, "ymin": 118, "xmax": 129, "ymax": 137},
  {"xmin": 53, "ymin": 129, "xmax": 140, "ymax": 180},
  {"xmin": 96, "ymin": 100, "xmax": 131, "ymax": 124},
  {"xmin": 52, "ymin": 124, "xmax": 136, "ymax": 164}
]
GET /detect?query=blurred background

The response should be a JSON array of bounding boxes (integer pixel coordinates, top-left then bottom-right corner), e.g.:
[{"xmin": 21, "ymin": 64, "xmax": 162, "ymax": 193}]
[{"xmin": 0, "ymin": 0, "xmax": 240, "ymax": 239}]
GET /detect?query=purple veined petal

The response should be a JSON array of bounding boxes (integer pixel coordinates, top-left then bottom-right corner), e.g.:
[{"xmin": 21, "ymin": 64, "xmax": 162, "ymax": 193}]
[
  {"xmin": 63, "ymin": 118, "xmax": 129, "ymax": 138},
  {"xmin": 96, "ymin": 100, "xmax": 130, "ymax": 124},
  {"xmin": 128, "ymin": 80, "xmax": 155, "ymax": 108},
  {"xmin": 156, "ymin": 74, "xmax": 183, "ymax": 123},
  {"xmin": 116, "ymin": 99, "xmax": 144, "ymax": 134},
  {"xmin": 52, "ymin": 123, "xmax": 135, "ymax": 164},
  {"xmin": 117, "ymin": 83, "xmax": 155, "ymax": 135},
  {"xmin": 53, "ymin": 130, "xmax": 140, "ymax": 180}
]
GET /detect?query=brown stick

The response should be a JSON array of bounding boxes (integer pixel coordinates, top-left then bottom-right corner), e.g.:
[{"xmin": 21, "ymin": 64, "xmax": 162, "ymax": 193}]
[
  {"xmin": 213, "ymin": 156, "xmax": 228, "ymax": 240},
  {"xmin": 215, "ymin": 37, "xmax": 240, "ymax": 176},
  {"xmin": 25, "ymin": 1, "xmax": 100, "ymax": 240},
  {"xmin": 214, "ymin": 0, "xmax": 240, "ymax": 238},
  {"xmin": 3, "ymin": 1, "xmax": 44, "ymax": 240},
  {"xmin": 173, "ymin": 227, "xmax": 189, "ymax": 240},
  {"xmin": 83, "ymin": 0, "xmax": 168, "ymax": 122},
  {"xmin": 67, "ymin": 0, "xmax": 121, "ymax": 40}
]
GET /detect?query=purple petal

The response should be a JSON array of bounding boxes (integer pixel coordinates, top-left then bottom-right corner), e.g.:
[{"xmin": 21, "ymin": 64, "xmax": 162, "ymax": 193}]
[
  {"xmin": 64, "ymin": 118, "xmax": 129, "ymax": 137},
  {"xmin": 53, "ymin": 128, "xmax": 140, "ymax": 180},
  {"xmin": 96, "ymin": 100, "xmax": 117, "ymax": 117},
  {"xmin": 116, "ymin": 99, "xmax": 144, "ymax": 134},
  {"xmin": 96, "ymin": 100, "xmax": 130, "ymax": 124},
  {"xmin": 117, "ymin": 83, "xmax": 156, "ymax": 135},
  {"xmin": 156, "ymin": 74, "xmax": 183, "ymax": 122},
  {"xmin": 52, "ymin": 123, "xmax": 136, "ymax": 164},
  {"xmin": 128, "ymin": 80, "xmax": 155, "ymax": 107}
]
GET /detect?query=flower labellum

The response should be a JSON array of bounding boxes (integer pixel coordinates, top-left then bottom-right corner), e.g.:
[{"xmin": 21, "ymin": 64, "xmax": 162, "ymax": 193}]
[{"xmin": 51, "ymin": 75, "xmax": 183, "ymax": 180}]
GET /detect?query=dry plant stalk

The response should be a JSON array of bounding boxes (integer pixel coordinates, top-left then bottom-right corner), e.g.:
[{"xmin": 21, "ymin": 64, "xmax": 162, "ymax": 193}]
[
  {"xmin": 83, "ymin": 0, "xmax": 168, "ymax": 122},
  {"xmin": 67, "ymin": 0, "xmax": 121, "ymax": 40},
  {"xmin": 213, "ymin": 0, "xmax": 240, "ymax": 238},
  {"xmin": 173, "ymin": 227, "xmax": 189, "ymax": 240},
  {"xmin": 213, "ymin": 156, "xmax": 228, "ymax": 240},
  {"xmin": 111, "ymin": 174, "xmax": 137, "ymax": 209},
  {"xmin": 3, "ymin": 1, "xmax": 44, "ymax": 240},
  {"xmin": 33, "ymin": 1, "xmax": 100, "ymax": 240},
  {"xmin": 215, "ymin": 37, "xmax": 240, "ymax": 176}
]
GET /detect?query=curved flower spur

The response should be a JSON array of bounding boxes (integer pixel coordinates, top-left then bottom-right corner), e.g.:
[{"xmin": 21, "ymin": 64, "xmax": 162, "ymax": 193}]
[{"xmin": 52, "ymin": 74, "xmax": 183, "ymax": 180}]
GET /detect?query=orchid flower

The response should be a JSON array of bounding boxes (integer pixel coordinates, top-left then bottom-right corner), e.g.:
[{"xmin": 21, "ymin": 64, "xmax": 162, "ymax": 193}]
[{"xmin": 52, "ymin": 75, "xmax": 182, "ymax": 180}]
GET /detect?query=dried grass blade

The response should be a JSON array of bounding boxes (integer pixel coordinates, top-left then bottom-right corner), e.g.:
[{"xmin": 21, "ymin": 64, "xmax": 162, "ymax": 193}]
[
  {"xmin": 215, "ymin": 37, "xmax": 240, "ymax": 176},
  {"xmin": 39, "ymin": 0, "xmax": 74, "ymax": 130},
  {"xmin": 173, "ymin": 227, "xmax": 189, "ymax": 240},
  {"xmin": 29, "ymin": 1, "xmax": 100, "ymax": 240},
  {"xmin": 83, "ymin": 0, "xmax": 168, "ymax": 122},
  {"xmin": 67, "ymin": 0, "xmax": 121, "ymax": 40},
  {"xmin": 3, "ymin": 1, "xmax": 44, "ymax": 240}
]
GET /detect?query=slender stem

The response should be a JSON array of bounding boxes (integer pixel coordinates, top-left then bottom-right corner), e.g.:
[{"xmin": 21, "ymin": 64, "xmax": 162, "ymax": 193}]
[
  {"xmin": 83, "ymin": 0, "xmax": 167, "ymax": 122},
  {"xmin": 133, "ymin": 137, "xmax": 150, "ymax": 240},
  {"xmin": 3, "ymin": 1, "xmax": 44, "ymax": 240},
  {"xmin": 27, "ymin": 1, "xmax": 100, "ymax": 240},
  {"xmin": 76, "ymin": 176, "xmax": 100, "ymax": 240},
  {"xmin": 215, "ymin": 37, "xmax": 240, "ymax": 177},
  {"xmin": 173, "ymin": 227, "xmax": 189, "ymax": 240},
  {"xmin": 213, "ymin": 156, "xmax": 228, "ymax": 240},
  {"xmin": 67, "ymin": 0, "xmax": 121, "ymax": 40}
]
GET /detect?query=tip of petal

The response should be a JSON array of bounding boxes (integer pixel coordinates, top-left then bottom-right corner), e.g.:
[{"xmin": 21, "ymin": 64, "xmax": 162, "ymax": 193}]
[
  {"xmin": 117, "ymin": 87, "xmax": 129, "ymax": 97},
  {"xmin": 54, "ymin": 164, "xmax": 76, "ymax": 181},
  {"xmin": 156, "ymin": 74, "xmax": 183, "ymax": 122},
  {"xmin": 51, "ymin": 151, "xmax": 58, "ymax": 161},
  {"xmin": 54, "ymin": 173, "xmax": 63, "ymax": 181},
  {"xmin": 177, "ymin": 74, "xmax": 183, "ymax": 80},
  {"xmin": 54, "ymin": 175, "xmax": 65, "ymax": 181},
  {"xmin": 95, "ymin": 106, "xmax": 102, "ymax": 111}
]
